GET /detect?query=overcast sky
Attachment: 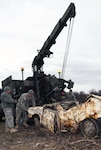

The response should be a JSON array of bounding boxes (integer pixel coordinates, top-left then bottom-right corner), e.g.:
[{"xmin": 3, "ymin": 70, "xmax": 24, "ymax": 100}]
[{"xmin": 0, "ymin": 0, "xmax": 101, "ymax": 93}]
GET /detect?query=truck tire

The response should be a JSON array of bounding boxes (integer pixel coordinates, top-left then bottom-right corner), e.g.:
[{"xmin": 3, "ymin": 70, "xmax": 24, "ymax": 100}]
[{"xmin": 80, "ymin": 118, "xmax": 100, "ymax": 138}]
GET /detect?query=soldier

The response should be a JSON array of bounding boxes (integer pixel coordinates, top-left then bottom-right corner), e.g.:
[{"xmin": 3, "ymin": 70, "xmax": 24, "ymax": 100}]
[
  {"xmin": 15, "ymin": 89, "xmax": 36, "ymax": 129},
  {"xmin": 1, "ymin": 86, "xmax": 18, "ymax": 133}
]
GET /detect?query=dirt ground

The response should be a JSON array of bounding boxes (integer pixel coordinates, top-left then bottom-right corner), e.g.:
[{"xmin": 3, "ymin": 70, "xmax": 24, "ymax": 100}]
[{"xmin": 0, "ymin": 121, "xmax": 101, "ymax": 150}]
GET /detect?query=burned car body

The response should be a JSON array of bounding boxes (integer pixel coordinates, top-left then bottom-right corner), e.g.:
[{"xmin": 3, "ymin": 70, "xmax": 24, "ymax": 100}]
[{"xmin": 28, "ymin": 95, "xmax": 101, "ymax": 138}]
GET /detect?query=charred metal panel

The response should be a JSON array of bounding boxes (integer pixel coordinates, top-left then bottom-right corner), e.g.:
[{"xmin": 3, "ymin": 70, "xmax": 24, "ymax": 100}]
[
  {"xmin": 28, "ymin": 107, "xmax": 43, "ymax": 121},
  {"xmin": 41, "ymin": 108, "xmax": 56, "ymax": 132}
]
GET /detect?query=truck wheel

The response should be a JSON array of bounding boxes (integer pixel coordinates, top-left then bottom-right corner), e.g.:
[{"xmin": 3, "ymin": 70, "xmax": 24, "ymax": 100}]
[
  {"xmin": 34, "ymin": 117, "xmax": 40, "ymax": 128},
  {"xmin": 80, "ymin": 118, "xmax": 100, "ymax": 138}
]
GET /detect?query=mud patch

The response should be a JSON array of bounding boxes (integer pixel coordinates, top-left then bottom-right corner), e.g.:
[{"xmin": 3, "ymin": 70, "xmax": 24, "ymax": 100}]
[{"xmin": 0, "ymin": 122, "xmax": 101, "ymax": 150}]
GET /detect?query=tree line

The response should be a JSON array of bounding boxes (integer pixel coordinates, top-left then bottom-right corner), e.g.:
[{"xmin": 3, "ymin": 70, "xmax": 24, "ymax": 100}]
[{"xmin": 73, "ymin": 89, "xmax": 101, "ymax": 103}]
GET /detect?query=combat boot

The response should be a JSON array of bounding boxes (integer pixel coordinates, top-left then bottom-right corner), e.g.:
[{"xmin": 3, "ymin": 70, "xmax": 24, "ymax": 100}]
[
  {"xmin": 23, "ymin": 121, "xmax": 29, "ymax": 127},
  {"xmin": 15, "ymin": 125, "xmax": 19, "ymax": 130},
  {"xmin": 5, "ymin": 128, "xmax": 10, "ymax": 133},
  {"xmin": 9, "ymin": 128, "xmax": 18, "ymax": 133}
]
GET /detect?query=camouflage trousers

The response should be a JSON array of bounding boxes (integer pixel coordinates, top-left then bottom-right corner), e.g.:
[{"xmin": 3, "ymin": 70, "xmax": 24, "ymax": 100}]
[
  {"xmin": 3, "ymin": 108, "xmax": 14, "ymax": 128},
  {"xmin": 16, "ymin": 107, "xmax": 28, "ymax": 126}
]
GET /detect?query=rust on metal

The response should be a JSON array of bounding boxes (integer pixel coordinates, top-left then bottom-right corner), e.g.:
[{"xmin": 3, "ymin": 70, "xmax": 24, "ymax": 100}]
[
  {"xmin": 28, "ymin": 94, "xmax": 101, "ymax": 133},
  {"xmin": 56, "ymin": 95, "xmax": 101, "ymax": 132}
]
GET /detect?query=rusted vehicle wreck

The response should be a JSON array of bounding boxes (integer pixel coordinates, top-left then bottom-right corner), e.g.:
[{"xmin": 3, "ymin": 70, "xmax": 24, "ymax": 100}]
[{"xmin": 28, "ymin": 94, "xmax": 101, "ymax": 138}]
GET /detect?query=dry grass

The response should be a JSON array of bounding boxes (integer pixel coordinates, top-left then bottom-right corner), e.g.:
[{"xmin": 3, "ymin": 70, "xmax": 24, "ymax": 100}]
[{"xmin": 0, "ymin": 122, "xmax": 101, "ymax": 150}]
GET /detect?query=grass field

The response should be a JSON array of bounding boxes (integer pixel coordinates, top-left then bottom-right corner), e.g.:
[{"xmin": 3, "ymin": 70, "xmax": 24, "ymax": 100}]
[{"xmin": 0, "ymin": 121, "xmax": 101, "ymax": 150}]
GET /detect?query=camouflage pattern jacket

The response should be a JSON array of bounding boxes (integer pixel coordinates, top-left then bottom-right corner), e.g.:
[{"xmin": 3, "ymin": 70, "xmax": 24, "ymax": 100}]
[
  {"xmin": 16, "ymin": 93, "xmax": 36, "ymax": 111},
  {"xmin": 1, "ymin": 92, "xmax": 16, "ymax": 109}
]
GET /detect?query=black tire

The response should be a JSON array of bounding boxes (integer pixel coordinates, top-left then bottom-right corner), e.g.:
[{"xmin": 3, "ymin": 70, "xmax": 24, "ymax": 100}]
[
  {"xmin": 80, "ymin": 118, "xmax": 100, "ymax": 138},
  {"xmin": 34, "ymin": 117, "xmax": 40, "ymax": 128},
  {"xmin": 0, "ymin": 116, "xmax": 2, "ymax": 122}
]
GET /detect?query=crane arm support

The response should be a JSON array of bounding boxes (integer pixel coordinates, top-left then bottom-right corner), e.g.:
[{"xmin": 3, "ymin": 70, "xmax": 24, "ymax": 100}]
[{"xmin": 32, "ymin": 3, "xmax": 76, "ymax": 70}]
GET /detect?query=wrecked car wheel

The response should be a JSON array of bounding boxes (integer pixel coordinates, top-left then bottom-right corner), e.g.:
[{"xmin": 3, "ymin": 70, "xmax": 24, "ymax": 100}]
[
  {"xmin": 0, "ymin": 116, "xmax": 2, "ymax": 122},
  {"xmin": 34, "ymin": 117, "xmax": 40, "ymax": 128},
  {"xmin": 80, "ymin": 118, "xmax": 100, "ymax": 138}
]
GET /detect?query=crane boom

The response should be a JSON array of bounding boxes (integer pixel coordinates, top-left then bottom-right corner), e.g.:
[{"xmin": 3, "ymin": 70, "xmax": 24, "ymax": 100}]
[
  {"xmin": 32, "ymin": 3, "xmax": 76, "ymax": 71},
  {"xmin": 31, "ymin": 3, "xmax": 76, "ymax": 104}
]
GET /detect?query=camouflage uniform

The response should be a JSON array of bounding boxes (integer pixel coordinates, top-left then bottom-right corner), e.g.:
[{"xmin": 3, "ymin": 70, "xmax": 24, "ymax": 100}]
[
  {"xmin": 1, "ymin": 87, "xmax": 16, "ymax": 129},
  {"xmin": 16, "ymin": 90, "xmax": 36, "ymax": 127}
]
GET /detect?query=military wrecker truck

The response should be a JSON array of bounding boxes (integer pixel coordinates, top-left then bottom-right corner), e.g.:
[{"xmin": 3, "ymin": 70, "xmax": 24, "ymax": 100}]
[{"xmin": 0, "ymin": 2, "xmax": 76, "ymax": 121}]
